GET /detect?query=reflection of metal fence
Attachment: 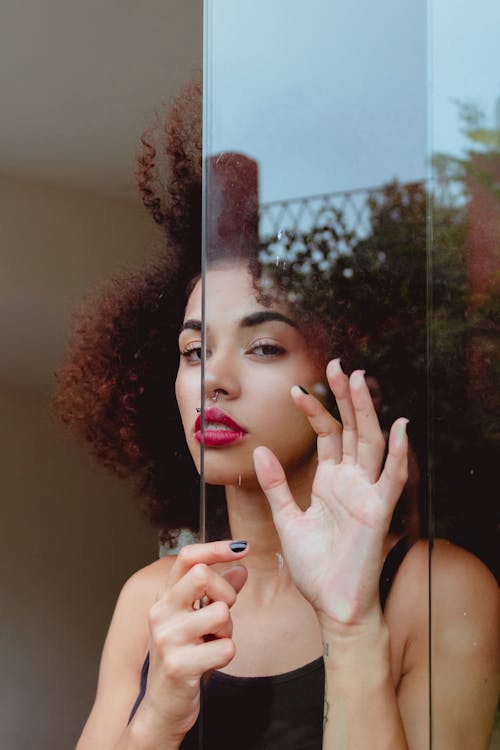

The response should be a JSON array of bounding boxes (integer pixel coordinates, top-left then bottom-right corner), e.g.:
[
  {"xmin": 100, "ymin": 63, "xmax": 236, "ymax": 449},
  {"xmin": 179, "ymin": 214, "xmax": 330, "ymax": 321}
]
[{"xmin": 259, "ymin": 178, "xmax": 465, "ymax": 253}]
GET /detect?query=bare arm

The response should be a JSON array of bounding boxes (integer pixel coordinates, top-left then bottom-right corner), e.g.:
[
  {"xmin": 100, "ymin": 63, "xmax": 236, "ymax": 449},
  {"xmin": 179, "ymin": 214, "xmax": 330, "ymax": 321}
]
[
  {"xmin": 322, "ymin": 617, "xmax": 409, "ymax": 749},
  {"xmin": 75, "ymin": 558, "xmax": 172, "ymax": 750},
  {"xmin": 76, "ymin": 542, "xmax": 249, "ymax": 750}
]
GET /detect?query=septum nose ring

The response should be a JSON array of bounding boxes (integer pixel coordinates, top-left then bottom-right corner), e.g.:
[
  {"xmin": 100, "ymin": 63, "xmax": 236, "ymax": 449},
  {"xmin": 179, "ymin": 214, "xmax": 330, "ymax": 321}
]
[{"xmin": 195, "ymin": 390, "xmax": 220, "ymax": 413}]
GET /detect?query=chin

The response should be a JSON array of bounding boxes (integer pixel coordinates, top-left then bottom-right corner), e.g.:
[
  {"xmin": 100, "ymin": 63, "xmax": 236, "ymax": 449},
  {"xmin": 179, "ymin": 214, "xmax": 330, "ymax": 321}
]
[{"xmin": 201, "ymin": 456, "xmax": 257, "ymax": 487}]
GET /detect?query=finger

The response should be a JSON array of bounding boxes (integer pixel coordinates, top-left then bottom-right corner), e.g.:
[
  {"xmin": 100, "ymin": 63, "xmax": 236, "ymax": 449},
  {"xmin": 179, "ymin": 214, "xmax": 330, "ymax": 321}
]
[
  {"xmin": 201, "ymin": 565, "xmax": 248, "ymax": 608},
  {"xmin": 168, "ymin": 563, "xmax": 240, "ymax": 610},
  {"xmin": 220, "ymin": 564, "xmax": 248, "ymax": 595},
  {"xmin": 183, "ymin": 601, "xmax": 233, "ymax": 642},
  {"xmin": 184, "ymin": 637, "xmax": 236, "ymax": 675},
  {"xmin": 169, "ymin": 541, "xmax": 249, "ymax": 586},
  {"xmin": 290, "ymin": 385, "xmax": 342, "ymax": 463},
  {"xmin": 253, "ymin": 446, "xmax": 302, "ymax": 528},
  {"xmin": 349, "ymin": 370, "xmax": 386, "ymax": 482},
  {"xmin": 159, "ymin": 637, "xmax": 236, "ymax": 680},
  {"xmin": 326, "ymin": 358, "xmax": 357, "ymax": 463},
  {"xmin": 377, "ymin": 418, "xmax": 409, "ymax": 511}
]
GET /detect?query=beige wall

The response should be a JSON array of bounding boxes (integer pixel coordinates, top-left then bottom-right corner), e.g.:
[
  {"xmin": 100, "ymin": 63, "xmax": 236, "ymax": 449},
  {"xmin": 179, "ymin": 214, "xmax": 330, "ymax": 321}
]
[{"xmin": 0, "ymin": 175, "xmax": 160, "ymax": 748}]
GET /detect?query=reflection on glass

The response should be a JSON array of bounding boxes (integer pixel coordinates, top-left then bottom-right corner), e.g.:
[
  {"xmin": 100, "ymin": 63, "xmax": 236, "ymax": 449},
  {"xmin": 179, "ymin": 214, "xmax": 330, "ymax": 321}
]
[
  {"xmin": 201, "ymin": 1, "xmax": 431, "ymax": 748},
  {"xmin": 200, "ymin": 0, "xmax": 499, "ymax": 747},
  {"xmin": 430, "ymin": 1, "xmax": 500, "ymax": 747}
]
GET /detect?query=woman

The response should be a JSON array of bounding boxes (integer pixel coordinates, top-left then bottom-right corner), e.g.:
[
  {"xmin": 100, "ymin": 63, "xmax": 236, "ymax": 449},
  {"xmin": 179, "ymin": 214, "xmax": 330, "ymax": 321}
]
[{"xmin": 54, "ymin": 87, "xmax": 499, "ymax": 749}]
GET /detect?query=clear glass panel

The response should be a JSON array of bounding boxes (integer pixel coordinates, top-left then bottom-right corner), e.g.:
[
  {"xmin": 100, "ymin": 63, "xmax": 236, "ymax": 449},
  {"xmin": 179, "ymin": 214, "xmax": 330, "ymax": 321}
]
[
  {"xmin": 199, "ymin": 1, "xmax": 435, "ymax": 747},
  {"xmin": 430, "ymin": 1, "xmax": 500, "ymax": 747}
]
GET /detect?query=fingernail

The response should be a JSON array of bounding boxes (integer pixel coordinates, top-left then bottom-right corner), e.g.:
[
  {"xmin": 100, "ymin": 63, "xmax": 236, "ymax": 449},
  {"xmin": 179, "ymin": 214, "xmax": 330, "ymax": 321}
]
[
  {"xmin": 230, "ymin": 540, "xmax": 248, "ymax": 553},
  {"xmin": 394, "ymin": 419, "xmax": 409, "ymax": 447},
  {"xmin": 330, "ymin": 358, "xmax": 342, "ymax": 374},
  {"xmin": 350, "ymin": 369, "xmax": 366, "ymax": 387}
]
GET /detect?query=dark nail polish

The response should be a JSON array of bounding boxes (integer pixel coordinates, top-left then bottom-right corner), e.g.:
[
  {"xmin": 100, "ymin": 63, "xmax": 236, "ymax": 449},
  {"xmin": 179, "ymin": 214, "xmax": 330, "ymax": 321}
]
[
  {"xmin": 230, "ymin": 540, "xmax": 248, "ymax": 553},
  {"xmin": 298, "ymin": 385, "xmax": 309, "ymax": 394}
]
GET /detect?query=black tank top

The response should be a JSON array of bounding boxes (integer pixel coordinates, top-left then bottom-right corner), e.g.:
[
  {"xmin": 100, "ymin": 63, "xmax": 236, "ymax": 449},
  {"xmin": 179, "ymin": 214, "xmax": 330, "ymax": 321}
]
[{"xmin": 129, "ymin": 536, "xmax": 413, "ymax": 749}]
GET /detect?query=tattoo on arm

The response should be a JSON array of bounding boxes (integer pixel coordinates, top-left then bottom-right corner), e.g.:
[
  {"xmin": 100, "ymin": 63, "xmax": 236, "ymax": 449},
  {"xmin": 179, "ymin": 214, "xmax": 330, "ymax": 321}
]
[
  {"xmin": 323, "ymin": 641, "xmax": 330, "ymax": 727},
  {"xmin": 323, "ymin": 695, "xmax": 330, "ymax": 727}
]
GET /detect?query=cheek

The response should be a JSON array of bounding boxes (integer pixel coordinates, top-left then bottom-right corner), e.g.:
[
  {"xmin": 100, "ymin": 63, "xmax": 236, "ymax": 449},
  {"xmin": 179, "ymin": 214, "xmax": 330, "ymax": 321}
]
[
  {"xmin": 256, "ymin": 386, "xmax": 314, "ymax": 444},
  {"xmin": 175, "ymin": 367, "xmax": 199, "ymax": 424}
]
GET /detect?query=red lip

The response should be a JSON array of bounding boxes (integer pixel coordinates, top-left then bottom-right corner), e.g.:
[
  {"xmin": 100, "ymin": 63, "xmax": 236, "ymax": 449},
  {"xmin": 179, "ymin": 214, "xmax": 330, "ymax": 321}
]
[{"xmin": 194, "ymin": 407, "xmax": 247, "ymax": 447}]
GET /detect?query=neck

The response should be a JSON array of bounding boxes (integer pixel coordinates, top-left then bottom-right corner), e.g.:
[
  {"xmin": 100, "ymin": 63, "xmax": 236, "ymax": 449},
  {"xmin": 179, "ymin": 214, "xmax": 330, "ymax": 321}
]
[{"xmin": 220, "ymin": 452, "xmax": 317, "ymax": 594}]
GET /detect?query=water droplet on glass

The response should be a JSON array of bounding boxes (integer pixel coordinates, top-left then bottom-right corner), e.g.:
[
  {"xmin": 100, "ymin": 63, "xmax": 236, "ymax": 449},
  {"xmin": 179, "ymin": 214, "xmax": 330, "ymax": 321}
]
[
  {"xmin": 276, "ymin": 255, "xmax": 280, "ymax": 267},
  {"xmin": 277, "ymin": 228, "xmax": 284, "ymax": 241}
]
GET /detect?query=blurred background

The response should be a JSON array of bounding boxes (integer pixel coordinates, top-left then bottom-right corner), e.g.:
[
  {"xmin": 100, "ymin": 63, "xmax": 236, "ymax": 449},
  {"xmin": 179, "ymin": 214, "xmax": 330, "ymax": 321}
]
[{"xmin": 0, "ymin": 2, "xmax": 201, "ymax": 747}]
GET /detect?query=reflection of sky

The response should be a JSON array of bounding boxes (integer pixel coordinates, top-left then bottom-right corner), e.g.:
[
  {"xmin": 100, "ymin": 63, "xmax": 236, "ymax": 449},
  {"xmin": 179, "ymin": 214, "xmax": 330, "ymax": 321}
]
[
  {"xmin": 432, "ymin": 0, "xmax": 500, "ymax": 158},
  {"xmin": 207, "ymin": 0, "xmax": 499, "ymax": 203}
]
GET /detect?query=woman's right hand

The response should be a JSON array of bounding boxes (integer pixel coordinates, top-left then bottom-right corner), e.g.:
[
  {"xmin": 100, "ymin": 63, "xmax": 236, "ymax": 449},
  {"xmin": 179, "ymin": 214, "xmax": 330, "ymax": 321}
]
[{"xmin": 130, "ymin": 541, "xmax": 248, "ymax": 747}]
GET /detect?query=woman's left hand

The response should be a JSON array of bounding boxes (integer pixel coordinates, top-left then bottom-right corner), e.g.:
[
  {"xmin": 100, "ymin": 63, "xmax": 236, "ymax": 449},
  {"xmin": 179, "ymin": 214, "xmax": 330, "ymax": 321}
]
[{"xmin": 253, "ymin": 358, "xmax": 408, "ymax": 633}]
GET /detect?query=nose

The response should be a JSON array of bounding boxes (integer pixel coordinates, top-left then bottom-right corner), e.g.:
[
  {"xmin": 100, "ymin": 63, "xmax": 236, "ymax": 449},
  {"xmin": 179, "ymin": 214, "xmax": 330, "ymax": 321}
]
[{"xmin": 204, "ymin": 348, "xmax": 241, "ymax": 402}]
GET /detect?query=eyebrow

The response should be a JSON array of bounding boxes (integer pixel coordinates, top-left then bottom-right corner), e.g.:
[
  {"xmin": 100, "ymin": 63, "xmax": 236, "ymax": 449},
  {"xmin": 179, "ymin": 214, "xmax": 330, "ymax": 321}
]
[
  {"xmin": 179, "ymin": 319, "xmax": 202, "ymax": 334},
  {"xmin": 239, "ymin": 311, "xmax": 297, "ymax": 329},
  {"xmin": 179, "ymin": 311, "xmax": 297, "ymax": 335}
]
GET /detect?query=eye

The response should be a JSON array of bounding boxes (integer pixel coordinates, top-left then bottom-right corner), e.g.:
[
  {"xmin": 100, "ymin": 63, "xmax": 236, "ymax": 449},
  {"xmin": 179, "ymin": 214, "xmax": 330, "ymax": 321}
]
[
  {"xmin": 248, "ymin": 340, "xmax": 286, "ymax": 358},
  {"xmin": 180, "ymin": 343, "xmax": 202, "ymax": 363}
]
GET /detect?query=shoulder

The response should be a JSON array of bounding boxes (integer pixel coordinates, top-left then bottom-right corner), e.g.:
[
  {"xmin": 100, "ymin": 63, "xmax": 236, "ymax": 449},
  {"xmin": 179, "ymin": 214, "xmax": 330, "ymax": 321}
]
[
  {"xmin": 389, "ymin": 536, "xmax": 498, "ymax": 601},
  {"xmin": 109, "ymin": 554, "xmax": 178, "ymax": 653},
  {"xmin": 388, "ymin": 540, "xmax": 499, "ymax": 747},
  {"xmin": 385, "ymin": 538, "xmax": 499, "ymax": 674},
  {"xmin": 120, "ymin": 554, "xmax": 177, "ymax": 607},
  {"xmin": 427, "ymin": 540, "xmax": 499, "ymax": 660},
  {"xmin": 96, "ymin": 555, "xmax": 179, "ymax": 702},
  {"xmin": 388, "ymin": 538, "xmax": 499, "ymax": 635},
  {"xmin": 397, "ymin": 538, "xmax": 498, "ymax": 620}
]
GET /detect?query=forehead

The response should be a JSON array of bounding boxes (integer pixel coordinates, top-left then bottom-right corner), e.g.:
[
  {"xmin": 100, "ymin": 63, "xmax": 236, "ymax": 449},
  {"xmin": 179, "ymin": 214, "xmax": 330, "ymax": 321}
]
[{"xmin": 184, "ymin": 266, "xmax": 285, "ymax": 320}]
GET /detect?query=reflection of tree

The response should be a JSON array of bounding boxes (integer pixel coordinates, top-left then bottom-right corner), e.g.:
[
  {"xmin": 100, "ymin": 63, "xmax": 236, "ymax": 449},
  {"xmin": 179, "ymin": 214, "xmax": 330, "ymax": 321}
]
[
  {"xmin": 260, "ymin": 182, "xmax": 428, "ymax": 538},
  {"xmin": 261, "ymin": 181, "xmax": 427, "ymax": 415},
  {"xmin": 432, "ymin": 104, "xmax": 500, "ymax": 578},
  {"xmin": 260, "ymin": 128, "xmax": 499, "ymax": 576}
]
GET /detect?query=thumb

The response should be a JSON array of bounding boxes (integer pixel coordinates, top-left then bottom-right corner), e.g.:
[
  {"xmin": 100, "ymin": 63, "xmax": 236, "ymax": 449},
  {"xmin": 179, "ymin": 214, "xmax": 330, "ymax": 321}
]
[{"xmin": 253, "ymin": 446, "xmax": 302, "ymax": 527}]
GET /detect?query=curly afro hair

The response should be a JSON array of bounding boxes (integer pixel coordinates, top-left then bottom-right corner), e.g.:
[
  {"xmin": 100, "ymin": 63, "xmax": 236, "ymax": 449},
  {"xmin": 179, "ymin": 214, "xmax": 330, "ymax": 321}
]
[{"xmin": 53, "ymin": 82, "xmax": 210, "ymax": 546}]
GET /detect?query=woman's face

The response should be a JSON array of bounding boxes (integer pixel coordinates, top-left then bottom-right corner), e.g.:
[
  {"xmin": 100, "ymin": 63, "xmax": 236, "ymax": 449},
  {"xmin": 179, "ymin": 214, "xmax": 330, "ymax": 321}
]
[{"xmin": 175, "ymin": 265, "xmax": 325, "ymax": 486}]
